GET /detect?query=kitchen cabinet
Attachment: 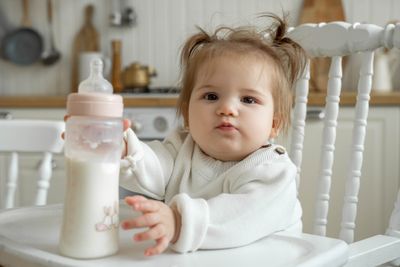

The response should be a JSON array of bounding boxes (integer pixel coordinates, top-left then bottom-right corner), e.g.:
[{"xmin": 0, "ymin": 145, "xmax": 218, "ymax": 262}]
[
  {"xmin": 1, "ymin": 106, "xmax": 399, "ymax": 243},
  {"xmin": 278, "ymin": 106, "xmax": 400, "ymax": 241}
]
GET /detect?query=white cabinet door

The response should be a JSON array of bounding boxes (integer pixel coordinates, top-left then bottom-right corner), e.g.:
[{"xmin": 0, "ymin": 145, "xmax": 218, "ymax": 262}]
[{"xmin": 278, "ymin": 107, "xmax": 400, "ymax": 241}]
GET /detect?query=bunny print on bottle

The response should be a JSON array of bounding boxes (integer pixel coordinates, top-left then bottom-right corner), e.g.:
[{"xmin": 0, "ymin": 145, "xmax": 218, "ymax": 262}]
[{"xmin": 96, "ymin": 201, "xmax": 120, "ymax": 231}]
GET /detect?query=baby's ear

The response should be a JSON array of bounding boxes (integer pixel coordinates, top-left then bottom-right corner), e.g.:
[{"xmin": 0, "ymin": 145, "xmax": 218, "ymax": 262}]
[
  {"xmin": 269, "ymin": 128, "xmax": 279, "ymax": 139},
  {"xmin": 269, "ymin": 118, "xmax": 280, "ymax": 139}
]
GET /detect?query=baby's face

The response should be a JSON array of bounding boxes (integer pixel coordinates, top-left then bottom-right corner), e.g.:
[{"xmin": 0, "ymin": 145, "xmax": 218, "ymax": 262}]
[{"xmin": 187, "ymin": 55, "xmax": 277, "ymax": 161}]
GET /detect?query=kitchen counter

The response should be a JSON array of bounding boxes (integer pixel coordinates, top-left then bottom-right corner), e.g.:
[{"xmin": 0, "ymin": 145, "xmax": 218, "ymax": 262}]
[
  {"xmin": 0, "ymin": 92, "xmax": 400, "ymax": 108},
  {"xmin": 0, "ymin": 95, "xmax": 178, "ymax": 108}
]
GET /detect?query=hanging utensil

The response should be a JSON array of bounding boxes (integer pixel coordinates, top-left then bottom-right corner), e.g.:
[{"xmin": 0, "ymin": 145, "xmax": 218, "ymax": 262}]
[
  {"xmin": 0, "ymin": 6, "xmax": 12, "ymax": 46},
  {"xmin": 110, "ymin": 0, "xmax": 137, "ymax": 27},
  {"xmin": 1, "ymin": 0, "xmax": 43, "ymax": 65},
  {"xmin": 41, "ymin": 0, "xmax": 61, "ymax": 65}
]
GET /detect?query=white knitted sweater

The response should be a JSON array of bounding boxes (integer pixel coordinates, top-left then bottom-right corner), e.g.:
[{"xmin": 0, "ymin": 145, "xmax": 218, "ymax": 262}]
[{"xmin": 120, "ymin": 128, "xmax": 302, "ymax": 253}]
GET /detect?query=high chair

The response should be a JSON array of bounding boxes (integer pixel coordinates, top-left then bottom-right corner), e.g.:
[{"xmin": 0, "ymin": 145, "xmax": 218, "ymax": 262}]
[
  {"xmin": 0, "ymin": 22, "xmax": 400, "ymax": 267},
  {"xmin": 287, "ymin": 21, "xmax": 400, "ymax": 266},
  {"xmin": 0, "ymin": 119, "xmax": 65, "ymax": 209}
]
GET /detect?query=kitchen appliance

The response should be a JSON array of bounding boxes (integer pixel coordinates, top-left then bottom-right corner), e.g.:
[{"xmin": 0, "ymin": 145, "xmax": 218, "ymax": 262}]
[
  {"xmin": 120, "ymin": 85, "xmax": 180, "ymax": 94},
  {"xmin": 116, "ymin": 76, "xmax": 181, "ymax": 140},
  {"xmin": 119, "ymin": 85, "xmax": 181, "ymax": 140},
  {"xmin": 123, "ymin": 107, "xmax": 181, "ymax": 140}
]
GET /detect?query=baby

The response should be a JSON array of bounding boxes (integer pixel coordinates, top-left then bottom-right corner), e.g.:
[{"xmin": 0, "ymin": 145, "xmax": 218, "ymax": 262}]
[{"xmin": 120, "ymin": 13, "xmax": 307, "ymax": 256}]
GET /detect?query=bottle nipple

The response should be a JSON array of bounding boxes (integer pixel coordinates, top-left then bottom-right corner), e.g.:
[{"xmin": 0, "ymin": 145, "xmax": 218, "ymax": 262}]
[{"xmin": 78, "ymin": 58, "xmax": 113, "ymax": 94}]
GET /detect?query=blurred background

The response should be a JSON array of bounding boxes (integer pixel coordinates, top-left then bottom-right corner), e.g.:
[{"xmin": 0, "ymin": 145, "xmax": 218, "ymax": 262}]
[{"xmin": 0, "ymin": 0, "xmax": 399, "ymax": 96}]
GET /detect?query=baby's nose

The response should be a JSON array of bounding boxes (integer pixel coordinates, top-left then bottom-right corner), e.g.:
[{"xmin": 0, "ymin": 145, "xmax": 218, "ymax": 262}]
[{"xmin": 216, "ymin": 100, "xmax": 238, "ymax": 116}]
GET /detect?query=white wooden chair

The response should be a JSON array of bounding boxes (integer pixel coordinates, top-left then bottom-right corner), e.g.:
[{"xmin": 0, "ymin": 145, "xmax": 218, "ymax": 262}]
[
  {"xmin": 287, "ymin": 22, "xmax": 400, "ymax": 266},
  {"xmin": 0, "ymin": 120, "xmax": 65, "ymax": 209},
  {"xmin": 1, "ymin": 23, "xmax": 400, "ymax": 267}
]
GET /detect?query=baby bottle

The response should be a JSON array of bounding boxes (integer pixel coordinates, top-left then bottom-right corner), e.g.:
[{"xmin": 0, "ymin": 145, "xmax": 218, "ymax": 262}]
[{"xmin": 59, "ymin": 58, "xmax": 123, "ymax": 259}]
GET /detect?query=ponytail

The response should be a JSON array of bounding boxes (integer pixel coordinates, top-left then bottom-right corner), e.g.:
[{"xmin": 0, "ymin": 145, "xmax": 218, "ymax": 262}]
[
  {"xmin": 180, "ymin": 28, "xmax": 212, "ymax": 68},
  {"xmin": 265, "ymin": 13, "xmax": 307, "ymax": 88}
]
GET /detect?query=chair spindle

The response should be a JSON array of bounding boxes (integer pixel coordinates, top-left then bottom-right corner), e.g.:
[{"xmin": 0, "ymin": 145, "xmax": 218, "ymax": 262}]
[
  {"xmin": 339, "ymin": 51, "xmax": 374, "ymax": 243},
  {"xmin": 290, "ymin": 59, "xmax": 311, "ymax": 192},
  {"xmin": 35, "ymin": 152, "xmax": 53, "ymax": 206},
  {"xmin": 5, "ymin": 152, "xmax": 19, "ymax": 209},
  {"xmin": 313, "ymin": 56, "xmax": 343, "ymax": 236}
]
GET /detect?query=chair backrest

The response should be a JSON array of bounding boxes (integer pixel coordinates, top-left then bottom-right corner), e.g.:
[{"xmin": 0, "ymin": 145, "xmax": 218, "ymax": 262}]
[
  {"xmin": 0, "ymin": 119, "xmax": 65, "ymax": 209},
  {"xmin": 286, "ymin": 22, "xmax": 400, "ymax": 244}
]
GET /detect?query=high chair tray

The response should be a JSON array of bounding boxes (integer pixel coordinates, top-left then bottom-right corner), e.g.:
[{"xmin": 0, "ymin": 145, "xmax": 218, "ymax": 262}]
[{"xmin": 0, "ymin": 204, "xmax": 348, "ymax": 267}]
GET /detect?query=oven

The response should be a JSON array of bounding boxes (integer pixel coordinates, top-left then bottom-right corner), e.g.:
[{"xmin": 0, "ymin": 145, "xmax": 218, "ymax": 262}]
[
  {"xmin": 121, "ymin": 86, "xmax": 182, "ymax": 140},
  {"xmin": 123, "ymin": 107, "xmax": 181, "ymax": 141}
]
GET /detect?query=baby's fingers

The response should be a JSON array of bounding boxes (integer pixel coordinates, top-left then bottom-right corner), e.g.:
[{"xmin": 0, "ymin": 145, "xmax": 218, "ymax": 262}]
[
  {"xmin": 121, "ymin": 212, "xmax": 159, "ymax": 229},
  {"xmin": 125, "ymin": 195, "xmax": 147, "ymax": 206},
  {"xmin": 125, "ymin": 196, "xmax": 161, "ymax": 213},
  {"xmin": 123, "ymin": 118, "xmax": 131, "ymax": 131},
  {"xmin": 134, "ymin": 224, "xmax": 165, "ymax": 242},
  {"xmin": 144, "ymin": 236, "xmax": 169, "ymax": 256},
  {"xmin": 61, "ymin": 115, "xmax": 70, "ymax": 140}
]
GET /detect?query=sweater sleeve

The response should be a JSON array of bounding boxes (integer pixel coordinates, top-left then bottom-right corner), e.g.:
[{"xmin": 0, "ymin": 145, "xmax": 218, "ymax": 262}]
[
  {"xmin": 168, "ymin": 157, "xmax": 301, "ymax": 253},
  {"xmin": 119, "ymin": 128, "xmax": 184, "ymax": 200}
]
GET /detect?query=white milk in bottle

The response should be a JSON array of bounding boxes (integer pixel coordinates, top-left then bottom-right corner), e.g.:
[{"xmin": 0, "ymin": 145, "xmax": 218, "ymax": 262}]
[{"xmin": 59, "ymin": 58, "xmax": 123, "ymax": 259}]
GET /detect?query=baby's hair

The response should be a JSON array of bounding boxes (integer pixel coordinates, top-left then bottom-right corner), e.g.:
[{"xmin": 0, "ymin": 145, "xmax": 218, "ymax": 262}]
[{"xmin": 177, "ymin": 13, "xmax": 307, "ymax": 135}]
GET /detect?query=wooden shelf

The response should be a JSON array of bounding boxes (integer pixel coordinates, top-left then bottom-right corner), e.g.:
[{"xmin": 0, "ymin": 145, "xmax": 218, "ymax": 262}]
[
  {"xmin": 0, "ymin": 95, "xmax": 178, "ymax": 108},
  {"xmin": 308, "ymin": 91, "xmax": 400, "ymax": 106},
  {"xmin": 0, "ymin": 92, "xmax": 400, "ymax": 108}
]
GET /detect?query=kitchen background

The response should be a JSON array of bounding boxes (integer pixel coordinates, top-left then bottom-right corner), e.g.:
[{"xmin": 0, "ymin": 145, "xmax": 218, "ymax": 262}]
[
  {"xmin": 0, "ymin": 0, "xmax": 399, "ymax": 96},
  {"xmin": 0, "ymin": 0, "xmax": 400, "ymax": 243}
]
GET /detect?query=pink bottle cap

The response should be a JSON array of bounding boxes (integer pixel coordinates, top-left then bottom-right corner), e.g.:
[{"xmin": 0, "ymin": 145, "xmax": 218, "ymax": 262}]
[
  {"xmin": 66, "ymin": 93, "xmax": 123, "ymax": 118},
  {"xmin": 67, "ymin": 58, "xmax": 124, "ymax": 118}
]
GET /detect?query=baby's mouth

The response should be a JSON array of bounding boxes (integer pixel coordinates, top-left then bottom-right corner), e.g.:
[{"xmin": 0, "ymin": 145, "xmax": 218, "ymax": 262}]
[{"xmin": 216, "ymin": 122, "xmax": 237, "ymax": 131}]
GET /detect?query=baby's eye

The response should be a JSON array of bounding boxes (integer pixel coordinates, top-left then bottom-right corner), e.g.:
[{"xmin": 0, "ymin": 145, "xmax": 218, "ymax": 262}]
[
  {"xmin": 204, "ymin": 93, "xmax": 218, "ymax": 101},
  {"xmin": 242, "ymin": 96, "xmax": 257, "ymax": 104}
]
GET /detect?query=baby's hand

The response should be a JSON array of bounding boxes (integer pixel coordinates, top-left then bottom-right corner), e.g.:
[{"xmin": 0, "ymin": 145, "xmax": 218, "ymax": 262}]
[
  {"xmin": 121, "ymin": 195, "xmax": 181, "ymax": 256},
  {"xmin": 122, "ymin": 118, "xmax": 131, "ymax": 131},
  {"xmin": 121, "ymin": 119, "xmax": 131, "ymax": 158}
]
